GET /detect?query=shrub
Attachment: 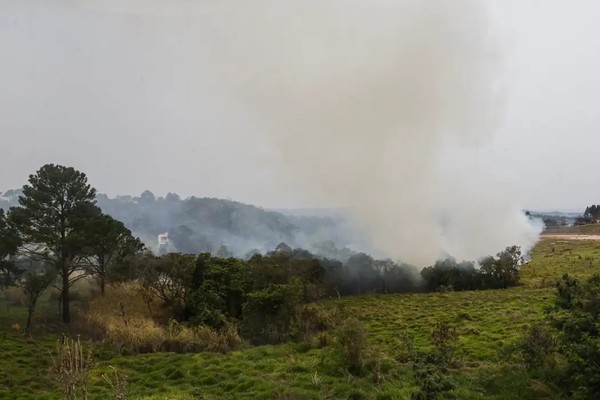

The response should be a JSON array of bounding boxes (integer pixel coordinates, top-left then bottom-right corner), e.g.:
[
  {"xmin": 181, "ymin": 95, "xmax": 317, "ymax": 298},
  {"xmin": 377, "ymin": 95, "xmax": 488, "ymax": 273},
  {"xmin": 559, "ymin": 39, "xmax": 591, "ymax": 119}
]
[
  {"xmin": 411, "ymin": 322, "xmax": 459, "ymax": 400},
  {"xmin": 50, "ymin": 336, "xmax": 93, "ymax": 400},
  {"xmin": 336, "ymin": 318, "xmax": 368, "ymax": 375},
  {"xmin": 517, "ymin": 323, "xmax": 556, "ymax": 369},
  {"xmin": 85, "ymin": 283, "xmax": 242, "ymax": 354},
  {"xmin": 86, "ymin": 283, "xmax": 166, "ymax": 322},
  {"xmin": 92, "ymin": 315, "xmax": 242, "ymax": 354},
  {"xmin": 241, "ymin": 278, "xmax": 305, "ymax": 344},
  {"xmin": 291, "ymin": 303, "xmax": 342, "ymax": 344},
  {"xmin": 549, "ymin": 274, "xmax": 600, "ymax": 399}
]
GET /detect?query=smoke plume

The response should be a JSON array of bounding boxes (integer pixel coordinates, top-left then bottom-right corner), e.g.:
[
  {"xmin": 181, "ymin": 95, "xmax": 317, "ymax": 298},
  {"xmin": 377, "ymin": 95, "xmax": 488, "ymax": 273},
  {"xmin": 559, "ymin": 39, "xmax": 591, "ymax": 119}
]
[
  {"xmin": 208, "ymin": 0, "xmax": 542, "ymax": 265},
  {"xmin": 3, "ymin": 0, "xmax": 541, "ymax": 266}
]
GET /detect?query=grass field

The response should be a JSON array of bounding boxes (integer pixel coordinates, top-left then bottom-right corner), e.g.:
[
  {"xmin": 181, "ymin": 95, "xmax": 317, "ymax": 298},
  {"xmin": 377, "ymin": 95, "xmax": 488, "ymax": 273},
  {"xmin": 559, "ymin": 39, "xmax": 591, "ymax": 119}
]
[{"xmin": 2, "ymin": 236, "xmax": 600, "ymax": 400}]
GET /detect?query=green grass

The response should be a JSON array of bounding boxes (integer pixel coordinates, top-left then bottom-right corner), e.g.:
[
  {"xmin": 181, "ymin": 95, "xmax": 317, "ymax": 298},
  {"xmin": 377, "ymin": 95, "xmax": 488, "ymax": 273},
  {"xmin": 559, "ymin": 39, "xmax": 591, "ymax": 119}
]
[
  {"xmin": 523, "ymin": 236, "xmax": 600, "ymax": 286},
  {"xmin": 331, "ymin": 286, "xmax": 551, "ymax": 361},
  {"xmin": 3, "ymin": 238, "xmax": 600, "ymax": 399}
]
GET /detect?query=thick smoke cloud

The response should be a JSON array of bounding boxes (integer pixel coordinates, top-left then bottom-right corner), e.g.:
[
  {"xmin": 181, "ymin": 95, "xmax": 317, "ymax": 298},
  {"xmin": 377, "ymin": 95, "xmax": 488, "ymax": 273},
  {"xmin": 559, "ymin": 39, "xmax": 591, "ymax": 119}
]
[
  {"xmin": 205, "ymin": 0, "xmax": 542, "ymax": 265},
  {"xmin": 2, "ymin": 0, "xmax": 541, "ymax": 266}
]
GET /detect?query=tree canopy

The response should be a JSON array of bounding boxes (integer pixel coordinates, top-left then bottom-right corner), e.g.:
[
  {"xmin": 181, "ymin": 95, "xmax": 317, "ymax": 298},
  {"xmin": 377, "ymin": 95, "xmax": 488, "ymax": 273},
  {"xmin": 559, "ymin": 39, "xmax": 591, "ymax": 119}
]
[{"xmin": 7, "ymin": 164, "xmax": 142, "ymax": 323}]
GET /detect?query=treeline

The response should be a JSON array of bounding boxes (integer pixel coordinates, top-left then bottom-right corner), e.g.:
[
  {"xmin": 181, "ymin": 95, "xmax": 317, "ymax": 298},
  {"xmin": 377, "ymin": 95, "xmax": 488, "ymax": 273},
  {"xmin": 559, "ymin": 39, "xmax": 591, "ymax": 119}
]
[
  {"xmin": 110, "ymin": 243, "xmax": 522, "ymax": 345},
  {"xmin": 580, "ymin": 204, "xmax": 600, "ymax": 223},
  {"xmin": 421, "ymin": 246, "xmax": 522, "ymax": 291}
]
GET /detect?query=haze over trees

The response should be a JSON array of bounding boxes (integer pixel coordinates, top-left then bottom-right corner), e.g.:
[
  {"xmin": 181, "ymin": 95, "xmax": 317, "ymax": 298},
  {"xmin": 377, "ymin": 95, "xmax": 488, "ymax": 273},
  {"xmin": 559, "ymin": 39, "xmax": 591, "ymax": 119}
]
[{"xmin": 91, "ymin": 192, "xmax": 368, "ymax": 260}]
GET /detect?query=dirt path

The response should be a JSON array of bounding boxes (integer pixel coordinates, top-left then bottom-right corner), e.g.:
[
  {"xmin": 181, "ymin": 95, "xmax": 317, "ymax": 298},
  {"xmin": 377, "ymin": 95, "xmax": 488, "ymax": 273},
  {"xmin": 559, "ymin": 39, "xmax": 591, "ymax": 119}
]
[{"xmin": 541, "ymin": 234, "xmax": 600, "ymax": 241}]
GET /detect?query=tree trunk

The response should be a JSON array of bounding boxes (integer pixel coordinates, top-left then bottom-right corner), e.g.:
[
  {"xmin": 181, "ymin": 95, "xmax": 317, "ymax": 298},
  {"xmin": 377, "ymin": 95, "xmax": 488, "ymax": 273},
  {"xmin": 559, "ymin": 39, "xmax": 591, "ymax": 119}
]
[
  {"xmin": 26, "ymin": 305, "xmax": 34, "ymax": 333},
  {"xmin": 100, "ymin": 274, "xmax": 105, "ymax": 296},
  {"xmin": 58, "ymin": 291, "xmax": 62, "ymax": 317},
  {"xmin": 62, "ymin": 265, "xmax": 70, "ymax": 324}
]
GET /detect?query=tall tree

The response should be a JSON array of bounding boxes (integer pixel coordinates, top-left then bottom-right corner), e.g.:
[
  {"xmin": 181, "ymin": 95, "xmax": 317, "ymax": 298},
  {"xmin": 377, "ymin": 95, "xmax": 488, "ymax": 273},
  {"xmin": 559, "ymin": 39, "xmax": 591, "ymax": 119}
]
[
  {"xmin": 9, "ymin": 164, "xmax": 98, "ymax": 323},
  {"xmin": 83, "ymin": 213, "xmax": 144, "ymax": 295},
  {"xmin": 0, "ymin": 209, "xmax": 22, "ymax": 288}
]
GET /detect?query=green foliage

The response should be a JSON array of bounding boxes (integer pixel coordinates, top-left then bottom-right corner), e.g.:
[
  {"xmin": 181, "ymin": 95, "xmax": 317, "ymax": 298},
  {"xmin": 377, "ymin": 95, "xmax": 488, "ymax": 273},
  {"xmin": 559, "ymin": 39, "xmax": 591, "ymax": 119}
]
[
  {"xmin": 421, "ymin": 259, "xmax": 478, "ymax": 292},
  {"xmin": 8, "ymin": 164, "xmax": 98, "ymax": 324},
  {"xmin": 22, "ymin": 268, "xmax": 56, "ymax": 331},
  {"xmin": 336, "ymin": 318, "xmax": 368, "ymax": 375},
  {"xmin": 583, "ymin": 205, "xmax": 600, "ymax": 221},
  {"xmin": 513, "ymin": 322, "xmax": 556, "ymax": 369},
  {"xmin": 136, "ymin": 253, "xmax": 196, "ymax": 315},
  {"xmin": 241, "ymin": 277, "xmax": 305, "ymax": 344},
  {"xmin": 479, "ymin": 245, "xmax": 522, "ymax": 289},
  {"xmin": 82, "ymin": 213, "xmax": 144, "ymax": 296},
  {"xmin": 0, "ymin": 208, "xmax": 23, "ymax": 288},
  {"xmin": 185, "ymin": 254, "xmax": 250, "ymax": 327},
  {"xmin": 549, "ymin": 274, "xmax": 600, "ymax": 399},
  {"xmin": 411, "ymin": 322, "xmax": 459, "ymax": 400},
  {"xmin": 421, "ymin": 246, "xmax": 523, "ymax": 292}
]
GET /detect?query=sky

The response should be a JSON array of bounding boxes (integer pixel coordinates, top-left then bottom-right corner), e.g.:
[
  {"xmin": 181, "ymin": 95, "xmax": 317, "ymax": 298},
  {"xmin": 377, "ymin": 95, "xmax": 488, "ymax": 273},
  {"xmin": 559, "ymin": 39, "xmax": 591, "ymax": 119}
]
[{"xmin": 1, "ymin": 0, "xmax": 600, "ymax": 212}]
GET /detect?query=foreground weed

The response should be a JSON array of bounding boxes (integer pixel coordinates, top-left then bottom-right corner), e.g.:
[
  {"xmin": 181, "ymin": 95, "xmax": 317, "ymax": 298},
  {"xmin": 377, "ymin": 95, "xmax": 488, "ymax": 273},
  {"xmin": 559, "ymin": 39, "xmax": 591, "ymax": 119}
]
[
  {"xmin": 50, "ymin": 336, "xmax": 93, "ymax": 400},
  {"xmin": 336, "ymin": 318, "xmax": 368, "ymax": 374},
  {"xmin": 412, "ymin": 322, "xmax": 459, "ymax": 400},
  {"xmin": 102, "ymin": 366, "xmax": 129, "ymax": 400}
]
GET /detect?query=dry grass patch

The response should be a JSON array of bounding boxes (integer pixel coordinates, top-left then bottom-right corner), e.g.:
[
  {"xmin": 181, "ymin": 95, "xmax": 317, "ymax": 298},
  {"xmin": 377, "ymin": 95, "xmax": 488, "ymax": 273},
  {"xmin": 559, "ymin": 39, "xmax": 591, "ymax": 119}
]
[{"xmin": 85, "ymin": 283, "xmax": 242, "ymax": 354}]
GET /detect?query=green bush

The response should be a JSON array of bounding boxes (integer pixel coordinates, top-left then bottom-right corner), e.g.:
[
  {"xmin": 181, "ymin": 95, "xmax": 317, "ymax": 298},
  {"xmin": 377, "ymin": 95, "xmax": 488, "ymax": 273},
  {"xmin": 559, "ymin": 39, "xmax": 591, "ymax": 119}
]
[
  {"xmin": 549, "ymin": 274, "xmax": 600, "ymax": 399},
  {"xmin": 336, "ymin": 318, "xmax": 368, "ymax": 375}
]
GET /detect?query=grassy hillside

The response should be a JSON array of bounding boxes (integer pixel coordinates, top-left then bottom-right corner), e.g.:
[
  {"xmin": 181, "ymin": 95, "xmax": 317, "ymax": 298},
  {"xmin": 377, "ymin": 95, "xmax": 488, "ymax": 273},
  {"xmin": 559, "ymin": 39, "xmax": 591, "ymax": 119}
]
[{"xmin": 2, "ymin": 236, "xmax": 600, "ymax": 399}]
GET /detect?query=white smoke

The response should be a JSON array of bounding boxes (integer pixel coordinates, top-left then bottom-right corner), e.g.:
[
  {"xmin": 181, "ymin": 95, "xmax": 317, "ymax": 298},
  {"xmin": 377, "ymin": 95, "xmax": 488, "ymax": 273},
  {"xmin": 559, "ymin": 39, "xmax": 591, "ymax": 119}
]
[
  {"xmin": 4, "ymin": 0, "xmax": 542, "ymax": 266},
  {"xmin": 202, "ymin": 0, "xmax": 542, "ymax": 265}
]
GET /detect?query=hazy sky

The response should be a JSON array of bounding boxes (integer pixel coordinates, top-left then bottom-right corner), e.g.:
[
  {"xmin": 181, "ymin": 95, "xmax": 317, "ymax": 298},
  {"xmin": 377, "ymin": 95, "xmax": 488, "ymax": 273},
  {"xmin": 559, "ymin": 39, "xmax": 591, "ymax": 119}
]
[{"xmin": 1, "ymin": 0, "xmax": 599, "ymax": 211}]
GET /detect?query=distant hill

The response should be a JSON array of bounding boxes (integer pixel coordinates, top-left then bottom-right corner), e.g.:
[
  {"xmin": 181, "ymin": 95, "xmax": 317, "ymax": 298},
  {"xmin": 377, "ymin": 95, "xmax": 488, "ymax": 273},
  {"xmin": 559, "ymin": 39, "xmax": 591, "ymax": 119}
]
[
  {"xmin": 95, "ymin": 193, "xmax": 368, "ymax": 259},
  {"xmin": 116, "ymin": 192, "xmax": 374, "ymax": 258},
  {"xmin": 2, "ymin": 188, "xmax": 368, "ymax": 258}
]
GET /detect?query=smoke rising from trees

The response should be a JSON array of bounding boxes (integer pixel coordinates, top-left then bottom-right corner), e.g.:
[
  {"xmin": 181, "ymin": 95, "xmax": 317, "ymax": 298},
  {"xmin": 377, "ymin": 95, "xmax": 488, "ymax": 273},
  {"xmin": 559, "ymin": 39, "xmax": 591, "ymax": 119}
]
[
  {"xmin": 207, "ymin": 0, "xmax": 542, "ymax": 265},
  {"xmin": 1, "ymin": 0, "xmax": 542, "ymax": 266}
]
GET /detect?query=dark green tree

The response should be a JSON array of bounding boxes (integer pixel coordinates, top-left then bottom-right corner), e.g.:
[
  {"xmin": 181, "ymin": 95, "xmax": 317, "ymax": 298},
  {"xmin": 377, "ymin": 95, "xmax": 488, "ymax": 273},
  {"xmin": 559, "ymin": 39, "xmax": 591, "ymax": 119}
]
[
  {"xmin": 8, "ymin": 164, "xmax": 98, "ymax": 324},
  {"xmin": 583, "ymin": 205, "xmax": 600, "ymax": 222},
  {"xmin": 479, "ymin": 246, "xmax": 522, "ymax": 289},
  {"xmin": 0, "ymin": 209, "xmax": 23, "ymax": 288},
  {"xmin": 185, "ymin": 254, "xmax": 250, "ymax": 327},
  {"xmin": 83, "ymin": 213, "xmax": 144, "ymax": 295},
  {"xmin": 549, "ymin": 274, "xmax": 600, "ymax": 399}
]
